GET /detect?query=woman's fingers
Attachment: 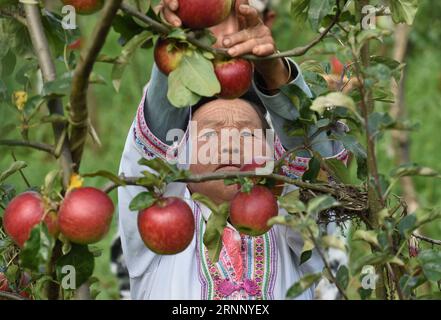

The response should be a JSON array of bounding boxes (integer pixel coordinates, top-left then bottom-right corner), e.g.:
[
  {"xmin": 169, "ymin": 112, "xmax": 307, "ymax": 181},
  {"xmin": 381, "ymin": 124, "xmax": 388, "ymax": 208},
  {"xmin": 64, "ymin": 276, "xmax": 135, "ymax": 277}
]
[{"xmin": 227, "ymin": 37, "xmax": 271, "ymax": 57}]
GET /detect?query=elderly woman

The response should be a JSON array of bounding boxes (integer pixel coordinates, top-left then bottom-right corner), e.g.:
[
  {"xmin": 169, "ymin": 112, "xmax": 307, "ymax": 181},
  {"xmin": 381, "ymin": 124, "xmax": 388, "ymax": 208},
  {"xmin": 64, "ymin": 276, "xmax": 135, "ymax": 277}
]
[{"xmin": 117, "ymin": 0, "xmax": 348, "ymax": 300}]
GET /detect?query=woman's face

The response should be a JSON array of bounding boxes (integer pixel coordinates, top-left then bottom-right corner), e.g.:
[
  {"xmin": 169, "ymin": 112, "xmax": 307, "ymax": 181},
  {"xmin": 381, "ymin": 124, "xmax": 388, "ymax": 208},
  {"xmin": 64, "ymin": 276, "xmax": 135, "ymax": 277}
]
[{"xmin": 188, "ymin": 99, "xmax": 271, "ymax": 204}]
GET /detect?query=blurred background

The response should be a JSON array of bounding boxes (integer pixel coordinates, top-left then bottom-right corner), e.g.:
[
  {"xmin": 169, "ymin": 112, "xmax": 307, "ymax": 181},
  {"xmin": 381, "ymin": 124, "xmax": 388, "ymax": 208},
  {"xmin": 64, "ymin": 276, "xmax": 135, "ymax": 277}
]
[{"xmin": 1, "ymin": 0, "xmax": 441, "ymax": 299}]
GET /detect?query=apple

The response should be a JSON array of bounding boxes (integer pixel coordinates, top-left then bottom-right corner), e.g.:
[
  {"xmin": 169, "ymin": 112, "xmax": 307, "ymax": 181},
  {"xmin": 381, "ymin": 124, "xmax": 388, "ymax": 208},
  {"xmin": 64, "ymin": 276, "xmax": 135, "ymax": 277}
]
[
  {"xmin": 0, "ymin": 272, "xmax": 32, "ymax": 299},
  {"xmin": 0, "ymin": 273, "xmax": 8, "ymax": 292},
  {"xmin": 214, "ymin": 58, "xmax": 253, "ymax": 99},
  {"xmin": 240, "ymin": 161, "xmax": 284, "ymax": 196},
  {"xmin": 61, "ymin": 0, "xmax": 104, "ymax": 15},
  {"xmin": 177, "ymin": 0, "xmax": 233, "ymax": 29},
  {"xmin": 67, "ymin": 38, "xmax": 83, "ymax": 51},
  {"xmin": 154, "ymin": 38, "xmax": 188, "ymax": 75},
  {"xmin": 3, "ymin": 192, "xmax": 59, "ymax": 248},
  {"xmin": 330, "ymin": 56, "xmax": 345, "ymax": 76},
  {"xmin": 138, "ymin": 197, "xmax": 195, "ymax": 255},
  {"xmin": 230, "ymin": 185, "xmax": 278, "ymax": 236},
  {"xmin": 58, "ymin": 187, "xmax": 114, "ymax": 244}
]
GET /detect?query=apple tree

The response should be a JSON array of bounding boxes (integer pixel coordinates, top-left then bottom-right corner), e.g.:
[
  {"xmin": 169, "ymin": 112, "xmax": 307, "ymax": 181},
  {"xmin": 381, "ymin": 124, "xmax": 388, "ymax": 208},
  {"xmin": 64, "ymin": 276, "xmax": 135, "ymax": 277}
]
[{"xmin": 0, "ymin": 0, "xmax": 440, "ymax": 300}]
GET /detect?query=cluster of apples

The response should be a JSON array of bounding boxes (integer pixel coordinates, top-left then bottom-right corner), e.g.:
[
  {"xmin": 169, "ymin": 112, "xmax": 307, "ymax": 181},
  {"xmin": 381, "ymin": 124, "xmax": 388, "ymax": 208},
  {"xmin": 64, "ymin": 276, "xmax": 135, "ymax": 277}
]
[
  {"xmin": 3, "ymin": 187, "xmax": 114, "ymax": 248},
  {"xmin": 138, "ymin": 162, "xmax": 279, "ymax": 255},
  {"xmin": 154, "ymin": 0, "xmax": 253, "ymax": 99}
]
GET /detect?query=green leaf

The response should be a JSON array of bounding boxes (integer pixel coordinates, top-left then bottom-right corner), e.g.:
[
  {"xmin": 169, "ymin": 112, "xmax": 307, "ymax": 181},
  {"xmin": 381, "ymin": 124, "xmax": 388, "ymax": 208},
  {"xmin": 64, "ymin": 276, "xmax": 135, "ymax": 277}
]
[
  {"xmin": 389, "ymin": 0, "xmax": 419, "ymax": 25},
  {"xmin": 336, "ymin": 265, "xmax": 349, "ymax": 290},
  {"xmin": 177, "ymin": 51, "xmax": 221, "ymax": 97},
  {"xmin": 352, "ymin": 252, "xmax": 404, "ymax": 274},
  {"xmin": 397, "ymin": 214, "xmax": 417, "ymax": 236},
  {"xmin": 290, "ymin": 0, "xmax": 310, "ymax": 25},
  {"xmin": 286, "ymin": 273, "xmax": 322, "ymax": 298},
  {"xmin": 311, "ymin": 92, "xmax": 357, "ymax": 115},
  {"xmin": 42, "ymin": 73, "xmax": 73, "ymax": 97},
  {"xmin": 391, "ymin": 163, "xmax": 441, "ymax": 179},
  {"xmin": 192, "ymin": 193, "xmax": 229, "ymax": 262},
  {"xmin": 323, "ymin": 158, "xmax": 352, "ymax": 184},
  {"xmin": 138, "ymin": 157, "xmax": 177, "ymax": 175},
  {"xmin": 0, "ymin": 161, "xmax": 27, "ymax": 183},
  {"xmin": 129, "ymin": 192, "xmax": 156, "ymax": 211},
  {"xmin": 167, "ymin": 69, "xmax": 201, "ymax": 108},
  {"xmin": 302, "ymin": 157, "xmax": 320, "ymax": 182},
  {"xmin": 82, "ymin": 170, "xmax": 127, "ymax": 186},
  {"xmin": 418, "ymin": 250, "xmax": 441, "ymax": 282},
  {"xmin": 307, "ymin": 0, "xmax": 332, "ymax": 30},
  {"xmin": 112, "ymin": 31, "xmax": 153, "ymax": 92},
  {"xmin": 1, "ymin": 49, "xmax": 16, "ymax": 79},
  {"xmin": 352, "ymin": 230, "xmax": 380, "ymax": 248},
  {"xmin": 307, "ymin": 195, "xmax": 340, "ymax": 216},
  {"xmin": 399, "ymin": 274, "xmax": 426, "ymax": 297},
  {"xmin": 300, "ymin": 250, "xmax": 312, "ymax": 265},
  {"xmin": 332, "ymin": 132, "xmax": 367, "ymax": 180},
  {"xmin": 278, "ymin": 190, "xmax": 306, "ymax": 214},
  {"xmin": 322, "ymin": 235, "xmax": 346, "ymax": 252},
  {"xmin": 20, "ymin": 223, "xmax": 55, "ymax": 273},
  {"xmin": 56, "ymin": 244, "xmax": 95, "ymax": 288}
]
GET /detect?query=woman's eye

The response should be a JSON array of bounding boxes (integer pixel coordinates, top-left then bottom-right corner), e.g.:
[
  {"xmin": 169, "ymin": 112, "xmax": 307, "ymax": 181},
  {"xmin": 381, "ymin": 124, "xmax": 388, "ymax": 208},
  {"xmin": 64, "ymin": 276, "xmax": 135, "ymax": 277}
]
[
  {"xmin": 201, "ymin": 131, "xmax": 217, "ymax": 139},
  {"xmin": 241, "ymin": 131, "xmax": 254, "ymax": 137}
]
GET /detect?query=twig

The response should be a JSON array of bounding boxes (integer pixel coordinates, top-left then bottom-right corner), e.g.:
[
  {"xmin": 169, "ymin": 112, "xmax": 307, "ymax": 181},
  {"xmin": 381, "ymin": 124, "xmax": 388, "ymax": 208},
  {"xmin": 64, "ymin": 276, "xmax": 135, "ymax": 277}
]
[
  {"xmin": 413, "ymin": 233, "xmax": 441, "ymax": 246},
  {"xmin": 0, "ymin": 8, "xmax": 27, "ymax": 26},
  {"xmin": 0, "ymin": 139, "xmax": 55, "ymax": 155},
  {"xmin": 120, "ymin": 1, "xmax": 343, "ymax": 61},
  {"xmin": 69, "ymin": 0, "xmax": 123, "ymax": 169},
  {"xmin": 0, "ymin": 291, "xmax": 26, "ymax": 301},
  {"xmin": 11, "ymin": 152, "xmax": 31, "ymax": 188},
  {"xmin": 306, "ymin": 226, "xmax": 349, "ymax": 300},
  {"xmin": 23, "ymin": 3, "xmax": 73, "ymax": 189}
]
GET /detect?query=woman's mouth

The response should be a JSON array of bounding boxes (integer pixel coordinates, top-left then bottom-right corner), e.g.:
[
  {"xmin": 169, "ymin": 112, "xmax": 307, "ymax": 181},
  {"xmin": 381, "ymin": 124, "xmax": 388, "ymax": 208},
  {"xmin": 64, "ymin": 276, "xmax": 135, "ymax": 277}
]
[{"xmin": 215, "ymin": 164, "xmax": 241, "ymax": 172}]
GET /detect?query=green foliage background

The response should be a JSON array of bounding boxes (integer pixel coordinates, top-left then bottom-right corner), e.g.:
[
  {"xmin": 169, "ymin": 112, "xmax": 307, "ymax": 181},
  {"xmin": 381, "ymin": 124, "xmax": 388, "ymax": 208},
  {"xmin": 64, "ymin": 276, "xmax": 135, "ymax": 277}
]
[{"xmin": 1, "ymin": 0, "xmax": 441, "ymax": 299}]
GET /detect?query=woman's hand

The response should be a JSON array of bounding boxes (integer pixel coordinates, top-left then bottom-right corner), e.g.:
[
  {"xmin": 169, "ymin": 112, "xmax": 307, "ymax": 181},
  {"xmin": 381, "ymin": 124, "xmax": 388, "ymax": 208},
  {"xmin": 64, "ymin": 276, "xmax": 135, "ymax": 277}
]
[
  {"xmin": 222, "ymin": 2, "xmax": 292, "ymax": 92},
  {"xmin": 155, "ymin": 0, "xmax": 182, "ymax": 27}
]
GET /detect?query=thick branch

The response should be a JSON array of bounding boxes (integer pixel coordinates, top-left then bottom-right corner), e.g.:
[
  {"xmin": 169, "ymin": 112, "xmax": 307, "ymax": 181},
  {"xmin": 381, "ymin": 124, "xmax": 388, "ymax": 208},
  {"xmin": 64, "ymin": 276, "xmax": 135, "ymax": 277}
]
[
  {"xmin": 120, "ymin": 2, "xmax": 342, "ymax": 61},
  {"xmin": 23, "ymin": 3, "xmax": 73, "ymax": 188},
  {"xmin": 69, "ymin": 0, "xmax": 123, "ymax": 169},
  {"xmin": 0, "ymin": 139, "xmax": 55, "ymax": 155}
]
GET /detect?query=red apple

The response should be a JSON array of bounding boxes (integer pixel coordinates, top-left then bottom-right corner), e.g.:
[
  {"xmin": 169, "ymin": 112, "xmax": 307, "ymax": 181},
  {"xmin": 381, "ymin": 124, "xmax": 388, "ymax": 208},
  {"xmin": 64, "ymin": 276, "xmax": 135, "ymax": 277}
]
[
  {"xmin": 330, "ymin": 56, "xmax": 345, "ymax": 76},
  {"xmin": 154, "ymin": 38, "xmax": 188, "ymax": 75},
  {"xmin": 58, "ymin": 187, "xmax": 114, "ymax": 244},
  {"xmin": 0, "ymin": 272, "xmax": 32, "ymax": 299},
  {"xmin": 230, "ymin": 185, "xmax": 278, "ymax": 236},
  {"xmin": 214, "ymin": 58, "xmax": 253, "ymax": 99},
  {"xmin": 138, "ymin": 197, "xmax": 195, "ymax": 255},
  {"xmin": 67, "ymin": 38, "xmax": 83, "ymax": 51},
  {"xmin": 177, "ymin": 0, "xmax": 233, "ymax": 29},
  {"xmin": 3, "ymin": 192, "xmax": 59, "ymax": 248},
  {"xmin": 61, "ymin": 0, "xmax": 104, "ymax": 15},
  {"xmin": 240, "ymin": 161, "xmax": 284, "ymax": 196},
  {"xmin": 0, "ymin": 273, "xmax": 8, "ymax": 292}
]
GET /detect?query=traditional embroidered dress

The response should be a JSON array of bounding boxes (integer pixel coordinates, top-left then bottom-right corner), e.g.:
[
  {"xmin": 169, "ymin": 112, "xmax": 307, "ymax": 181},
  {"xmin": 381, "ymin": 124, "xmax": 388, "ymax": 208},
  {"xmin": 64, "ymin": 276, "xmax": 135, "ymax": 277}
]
[{"xmin": 118, "ymin": 62, "xmax": 349, "ymax": 300}]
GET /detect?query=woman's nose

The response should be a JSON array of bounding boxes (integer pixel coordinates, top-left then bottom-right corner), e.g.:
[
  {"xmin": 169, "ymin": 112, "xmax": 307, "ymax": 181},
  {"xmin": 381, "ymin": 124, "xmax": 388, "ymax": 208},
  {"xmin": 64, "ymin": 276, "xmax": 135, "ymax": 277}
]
[{"xmin": 222, "ymin": 147, "xmax": 239, "ymax": 154}]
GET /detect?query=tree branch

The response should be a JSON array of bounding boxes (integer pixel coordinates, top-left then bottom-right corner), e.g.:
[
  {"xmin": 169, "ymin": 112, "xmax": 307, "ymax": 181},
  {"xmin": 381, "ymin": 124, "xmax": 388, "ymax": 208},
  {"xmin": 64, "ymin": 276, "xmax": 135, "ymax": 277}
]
[
  {"xmin": 23, "ymin": 3, "xmax": 73, "ymax": 188},
  {"xmin": 102, "ymin": 171, "xmax": 366, "ymax": 211},
  {"xmin": 69, "ymin": 0, "xmax": 123, "ymax": 170},
  {"xmin": 0, "ymin": 139, "xmax": 55, "ymax": 155},
  {"xmin": 413, "ymin": 233, "xmax": 441, "ymax": 246},
  {"xmin": 120, "ymin": 2, "xmax": 343, "ymax": 61},
  {"xmin": 0, "ymin": 291, "xmax": 26, "ymax": 301}
]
